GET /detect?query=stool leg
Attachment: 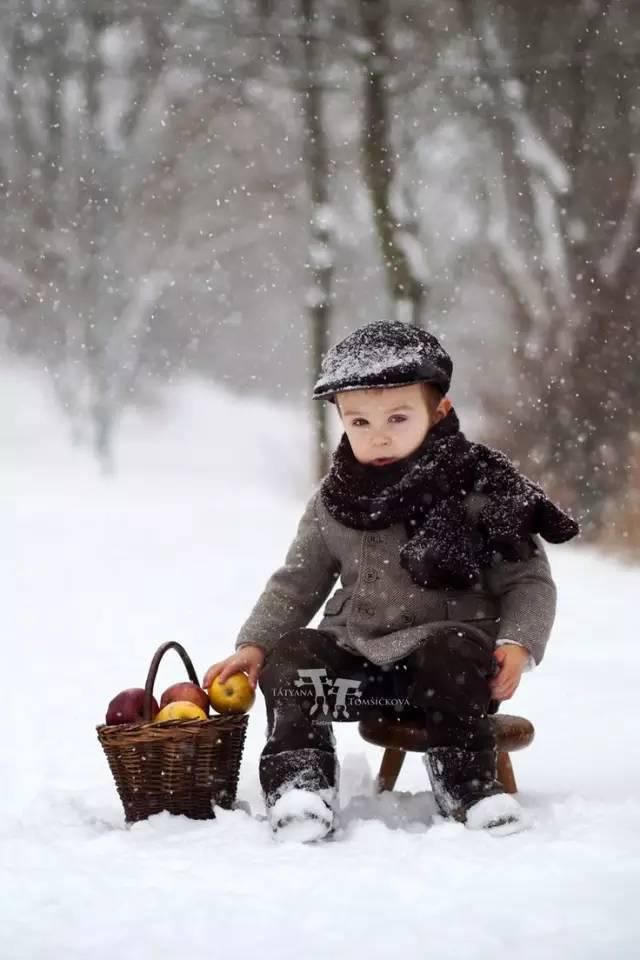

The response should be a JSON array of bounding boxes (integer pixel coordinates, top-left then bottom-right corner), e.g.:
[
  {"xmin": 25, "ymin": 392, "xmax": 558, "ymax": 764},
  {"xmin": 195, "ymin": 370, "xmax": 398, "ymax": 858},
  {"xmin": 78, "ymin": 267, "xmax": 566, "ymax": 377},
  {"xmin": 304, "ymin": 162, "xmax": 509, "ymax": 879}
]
[
  {"xmin": 497, "ymin": 751, "xmax": 517, "ymax": 794},
  {"xmin": 376, "ymin": 748, "xmax": 406, "ymax": 793}
]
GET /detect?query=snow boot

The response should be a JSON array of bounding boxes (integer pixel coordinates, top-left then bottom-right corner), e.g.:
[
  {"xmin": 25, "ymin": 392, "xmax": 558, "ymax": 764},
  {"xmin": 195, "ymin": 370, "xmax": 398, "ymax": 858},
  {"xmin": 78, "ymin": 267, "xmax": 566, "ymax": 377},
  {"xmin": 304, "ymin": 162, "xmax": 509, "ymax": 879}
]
[
  {"xmin": 268, "ymin": 787, "xmax": 336, "ymax": 844},
  {"xmin": 423, "ymin": 745, "xmax": 527, "ymax": 835}
]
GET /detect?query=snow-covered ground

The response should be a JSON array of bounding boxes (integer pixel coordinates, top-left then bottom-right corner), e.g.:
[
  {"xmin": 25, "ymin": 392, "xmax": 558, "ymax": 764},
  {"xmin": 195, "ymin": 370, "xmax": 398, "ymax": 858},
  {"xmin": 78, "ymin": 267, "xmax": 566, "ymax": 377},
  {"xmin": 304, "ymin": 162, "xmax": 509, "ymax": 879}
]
[{"xmin": 4, "ymin": 365, "xmax": 640, "ymax": 959}]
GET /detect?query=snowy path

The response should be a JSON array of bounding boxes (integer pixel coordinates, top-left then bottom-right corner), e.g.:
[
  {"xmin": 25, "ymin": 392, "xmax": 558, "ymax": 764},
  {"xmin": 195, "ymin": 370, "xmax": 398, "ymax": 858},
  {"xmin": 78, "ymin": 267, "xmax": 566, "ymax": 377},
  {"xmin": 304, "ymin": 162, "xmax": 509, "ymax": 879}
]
[{"xmin": 3, "ymin": 373, "xmax": 639, "ymax": 959}]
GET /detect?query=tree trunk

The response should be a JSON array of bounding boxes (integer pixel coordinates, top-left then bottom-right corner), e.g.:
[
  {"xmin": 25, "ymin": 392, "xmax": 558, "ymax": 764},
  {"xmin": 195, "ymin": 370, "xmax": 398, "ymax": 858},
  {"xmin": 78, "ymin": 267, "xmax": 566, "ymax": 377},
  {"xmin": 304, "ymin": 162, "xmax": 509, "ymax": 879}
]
[
  {"xmin": 301, "ymin": 0, "xmax": 334, "ymax": 481},
  {"xmin": 462, "ymin": 0, "xmax": 638, "ymax": 536},
  {"xmin": 357, "ymin": 0, "xmax": 428, "ymax": 326}
]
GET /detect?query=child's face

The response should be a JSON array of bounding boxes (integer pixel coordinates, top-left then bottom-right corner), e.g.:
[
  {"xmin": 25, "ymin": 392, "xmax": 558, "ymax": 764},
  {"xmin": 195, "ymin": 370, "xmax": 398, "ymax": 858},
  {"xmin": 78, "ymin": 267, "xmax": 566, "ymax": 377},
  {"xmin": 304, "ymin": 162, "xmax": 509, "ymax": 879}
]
[{"xmin": 336, "ymin": 383, "xmax": 438, "ymax": 467}]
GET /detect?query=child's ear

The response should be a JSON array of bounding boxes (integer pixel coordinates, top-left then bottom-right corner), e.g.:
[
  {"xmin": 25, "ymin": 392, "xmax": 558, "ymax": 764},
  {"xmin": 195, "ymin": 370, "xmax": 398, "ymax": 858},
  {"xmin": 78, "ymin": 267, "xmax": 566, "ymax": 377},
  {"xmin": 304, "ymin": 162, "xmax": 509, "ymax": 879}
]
[{"xmin": 434, "ymin": 396, "xmax": 452, "ymax": 422}]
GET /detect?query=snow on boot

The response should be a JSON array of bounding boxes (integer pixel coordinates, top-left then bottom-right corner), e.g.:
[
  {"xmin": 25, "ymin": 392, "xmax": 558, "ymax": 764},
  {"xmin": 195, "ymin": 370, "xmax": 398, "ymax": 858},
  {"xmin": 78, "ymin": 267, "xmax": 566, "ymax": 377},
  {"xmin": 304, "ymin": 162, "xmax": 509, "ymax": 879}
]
[
  {"xmin": 423, "ymin": 746, "xmax": 529, "ymax": 835},
  {"xmin": 268, "ymin": 788, "xmax": 335, "ymax": 844},
  {"xmin": 423, "ymin": 745, "xmax": 502, "ymax": 821},
  {"xmin": 464, "ymin": 793, "xmax": 529, "ymax": 836}
]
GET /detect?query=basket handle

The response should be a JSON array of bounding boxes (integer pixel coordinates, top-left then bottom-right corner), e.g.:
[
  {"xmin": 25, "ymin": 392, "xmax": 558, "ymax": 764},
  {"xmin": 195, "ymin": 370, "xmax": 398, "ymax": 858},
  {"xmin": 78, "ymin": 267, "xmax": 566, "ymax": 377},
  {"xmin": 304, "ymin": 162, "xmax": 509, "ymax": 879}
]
[{"xmin": 144, "ymin": 641, "xmax": 200, "ymax": 722}]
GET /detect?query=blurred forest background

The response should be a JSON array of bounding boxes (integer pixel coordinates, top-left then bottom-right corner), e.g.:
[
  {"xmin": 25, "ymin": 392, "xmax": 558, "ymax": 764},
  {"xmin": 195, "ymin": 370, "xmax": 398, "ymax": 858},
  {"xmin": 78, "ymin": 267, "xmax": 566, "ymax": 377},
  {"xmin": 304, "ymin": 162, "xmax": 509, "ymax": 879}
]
[{"xmin": 2, "ymin": 0, "xmax": 639, "ymax": 551}]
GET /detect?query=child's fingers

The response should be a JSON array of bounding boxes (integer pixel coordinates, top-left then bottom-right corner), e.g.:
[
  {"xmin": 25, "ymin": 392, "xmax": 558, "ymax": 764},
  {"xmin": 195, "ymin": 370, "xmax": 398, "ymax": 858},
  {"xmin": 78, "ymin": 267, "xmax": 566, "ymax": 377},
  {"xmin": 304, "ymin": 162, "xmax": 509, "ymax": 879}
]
[
  {"xmin": 491, "ymin": 670, "xmax": 520, "ymax": 699},
  {"xmin": 490, "ymin": 667, "xmax": 512, "ymax": 694},
  {"xmin": 202, "ymin": 663, "xmax": 224, "ymax": 688},
  {"xmin": 205, "ymin": 653, "xmax": 261, "ymax": 690},
  {"xmin": 217, "ymin": 662, "xmax": 235, "ymax": 684},
  {"xmin": 247, "ymin": 663, "xmax": 261, "ymax": 689},
  {"xmin": 202, "ymin": 667, "xmax": 214, "ymax": 688},
  {"xmin": 492, "ymin": 661, "xmax": 513, "ymax": 686},
  {"xmin": 490, "ymin": 662, "xmax": 507, "ymax": 684}
]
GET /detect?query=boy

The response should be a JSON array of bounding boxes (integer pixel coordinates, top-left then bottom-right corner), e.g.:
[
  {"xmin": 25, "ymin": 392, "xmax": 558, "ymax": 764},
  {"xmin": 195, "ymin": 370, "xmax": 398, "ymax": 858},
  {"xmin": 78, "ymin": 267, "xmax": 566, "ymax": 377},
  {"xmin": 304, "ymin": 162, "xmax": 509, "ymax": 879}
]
[{"xmin": 203, "ymin": 321, "xmax": 578, "ymax": 842}]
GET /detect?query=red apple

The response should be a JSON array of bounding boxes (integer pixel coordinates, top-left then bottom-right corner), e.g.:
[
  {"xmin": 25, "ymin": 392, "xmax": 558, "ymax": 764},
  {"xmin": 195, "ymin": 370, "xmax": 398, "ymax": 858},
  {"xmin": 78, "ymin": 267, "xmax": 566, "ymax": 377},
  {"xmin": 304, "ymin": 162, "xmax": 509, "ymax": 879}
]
[
  {"xmin": 159, "ymin": 681, "xmax": 209, "ymax": 715},
  {"xmin": 105, "ymin": 688, "xmax": 159, "ymax": 725}
]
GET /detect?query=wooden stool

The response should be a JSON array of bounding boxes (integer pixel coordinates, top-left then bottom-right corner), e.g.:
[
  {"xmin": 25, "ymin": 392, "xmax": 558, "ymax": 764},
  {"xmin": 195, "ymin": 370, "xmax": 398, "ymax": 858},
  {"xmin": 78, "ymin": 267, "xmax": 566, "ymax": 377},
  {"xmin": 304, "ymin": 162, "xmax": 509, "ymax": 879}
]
[{"xmin": 358, "ymin": 713, "xmax": 534, "ymax": 794}]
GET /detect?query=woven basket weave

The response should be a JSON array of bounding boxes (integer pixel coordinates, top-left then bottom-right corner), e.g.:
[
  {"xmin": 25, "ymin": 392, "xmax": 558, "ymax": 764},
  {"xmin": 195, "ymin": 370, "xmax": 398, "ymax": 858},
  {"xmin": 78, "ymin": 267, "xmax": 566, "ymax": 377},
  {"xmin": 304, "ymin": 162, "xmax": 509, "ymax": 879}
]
[{"xmin": 97, "ymin": 641, "xmax": 248, "ymax": 823}]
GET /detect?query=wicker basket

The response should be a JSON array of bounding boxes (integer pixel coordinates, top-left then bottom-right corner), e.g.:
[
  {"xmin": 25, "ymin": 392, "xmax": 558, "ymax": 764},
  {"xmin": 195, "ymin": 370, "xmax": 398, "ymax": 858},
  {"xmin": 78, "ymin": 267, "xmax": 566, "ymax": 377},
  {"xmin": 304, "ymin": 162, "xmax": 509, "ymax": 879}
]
[{"xmin": 97, "ymin": 641, "xmax": 248, "ymax": 823}]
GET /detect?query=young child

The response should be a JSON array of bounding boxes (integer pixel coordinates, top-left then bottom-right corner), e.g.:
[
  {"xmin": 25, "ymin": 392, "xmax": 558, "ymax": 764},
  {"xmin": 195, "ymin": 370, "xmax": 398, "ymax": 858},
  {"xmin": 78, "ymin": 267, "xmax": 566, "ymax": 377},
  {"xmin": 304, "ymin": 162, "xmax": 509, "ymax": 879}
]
[{"xmin": 203, "ymin": 321, "xmax": 579, "ymax": 842}]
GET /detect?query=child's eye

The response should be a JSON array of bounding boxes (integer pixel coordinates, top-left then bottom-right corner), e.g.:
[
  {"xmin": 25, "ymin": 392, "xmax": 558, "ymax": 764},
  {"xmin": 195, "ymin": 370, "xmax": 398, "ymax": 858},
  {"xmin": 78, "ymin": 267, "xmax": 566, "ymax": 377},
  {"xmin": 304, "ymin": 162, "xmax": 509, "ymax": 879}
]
[
  {"xmin": 390, "ymin": 415, "xmax": 407, "ymax": 423},
  {"xmin": 352, "ymin": 418, "xmax": 368, "ymax": 427}
]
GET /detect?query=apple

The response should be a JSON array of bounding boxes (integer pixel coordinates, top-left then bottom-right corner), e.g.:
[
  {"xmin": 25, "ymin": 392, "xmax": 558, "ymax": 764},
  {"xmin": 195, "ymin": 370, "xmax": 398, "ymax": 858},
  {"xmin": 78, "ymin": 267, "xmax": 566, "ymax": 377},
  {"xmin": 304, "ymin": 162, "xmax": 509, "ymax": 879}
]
[
  {"xmin": 159, "ymin": 681, "xmax": 209, "ymax": 715},
  {"xmin": 208, "ymin": 672, "xmax": 255, "ymax": 715},
  {"xmin": 154, "ymin": 701, "xmax": 208, "ymax": 723},
  {"xmin": 105, "ymin": 688, "xmax": 159, "ymax": 725}
]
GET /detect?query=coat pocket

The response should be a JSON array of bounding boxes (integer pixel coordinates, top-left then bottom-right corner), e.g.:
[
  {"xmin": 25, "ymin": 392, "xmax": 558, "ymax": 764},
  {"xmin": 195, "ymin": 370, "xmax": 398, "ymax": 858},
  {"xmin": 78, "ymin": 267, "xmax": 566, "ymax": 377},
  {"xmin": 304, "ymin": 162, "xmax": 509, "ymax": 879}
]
[
  {"xmin": 445, "ymin": 595, "xmax": 501, "ymax": 647},
  {"xmin": 445, "ymin": 595, "xmax": 499, "ymax": 623},
  {"xmin": 323, "ymin": 590, "xmax": 349, "ymax": 616}
]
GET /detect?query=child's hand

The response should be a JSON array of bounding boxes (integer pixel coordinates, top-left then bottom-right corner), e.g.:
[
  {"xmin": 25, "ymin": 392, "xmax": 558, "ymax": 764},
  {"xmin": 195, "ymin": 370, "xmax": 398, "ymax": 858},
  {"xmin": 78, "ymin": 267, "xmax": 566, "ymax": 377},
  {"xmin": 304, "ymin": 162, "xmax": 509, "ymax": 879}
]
[
  {"xmin": 490, "ymin": 644, "xmax": 530, "ymax": 701},
  {"xmin": 202, "ymin": 645, "xmax": 266, "ymax": 692}
]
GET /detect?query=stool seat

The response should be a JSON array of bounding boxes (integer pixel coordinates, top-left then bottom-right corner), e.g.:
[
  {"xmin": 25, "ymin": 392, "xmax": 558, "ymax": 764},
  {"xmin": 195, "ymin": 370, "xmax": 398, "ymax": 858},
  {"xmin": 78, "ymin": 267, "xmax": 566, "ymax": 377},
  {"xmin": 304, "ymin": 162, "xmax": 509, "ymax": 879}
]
[
  {"xmin": 358, "ymin": 713, "xmax": 535, "ymax": 795},
  {"xmin": 358, "ymin": 713, "xmax": 534, "ymax": 753}
]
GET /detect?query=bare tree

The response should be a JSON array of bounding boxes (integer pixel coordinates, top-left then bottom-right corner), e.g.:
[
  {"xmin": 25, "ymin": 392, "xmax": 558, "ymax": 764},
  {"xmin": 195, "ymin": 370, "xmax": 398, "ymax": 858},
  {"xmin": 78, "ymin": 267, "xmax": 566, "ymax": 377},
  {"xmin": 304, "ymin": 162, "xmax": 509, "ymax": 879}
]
[
  {"xmin": 250, "ymin": 0, "xmax": 341, "ymax": 479},
  {"xmin": 1, "ymin": 0, "xmax": 261, "ymax": 468},
  {"xmin": 299, "ymin": 0, "xmax": 335, "ymax": 479},
  {"xmin": 458, "ymin": 0, "xmax": 640, "ymax": 536},
  {"xmin": 356, "ymin": 0, "xmax": 429, "ymax": 325}
]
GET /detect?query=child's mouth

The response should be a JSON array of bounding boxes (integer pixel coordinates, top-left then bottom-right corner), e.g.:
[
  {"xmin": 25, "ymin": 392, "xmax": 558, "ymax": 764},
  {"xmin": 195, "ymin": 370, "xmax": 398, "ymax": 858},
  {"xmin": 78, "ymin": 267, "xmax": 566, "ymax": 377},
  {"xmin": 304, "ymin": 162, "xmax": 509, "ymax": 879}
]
[{"xmin": 371, "ymin": 457, "xmax": 396, "ymax": 466}]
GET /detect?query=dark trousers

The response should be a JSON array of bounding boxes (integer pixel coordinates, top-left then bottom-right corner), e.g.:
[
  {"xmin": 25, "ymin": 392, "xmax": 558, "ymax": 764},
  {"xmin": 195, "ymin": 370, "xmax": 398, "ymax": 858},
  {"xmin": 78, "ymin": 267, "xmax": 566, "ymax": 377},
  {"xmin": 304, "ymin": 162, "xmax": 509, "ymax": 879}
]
[{"xmin": 258, "ymin": 627, "xmax": 500, "ymax": 813}]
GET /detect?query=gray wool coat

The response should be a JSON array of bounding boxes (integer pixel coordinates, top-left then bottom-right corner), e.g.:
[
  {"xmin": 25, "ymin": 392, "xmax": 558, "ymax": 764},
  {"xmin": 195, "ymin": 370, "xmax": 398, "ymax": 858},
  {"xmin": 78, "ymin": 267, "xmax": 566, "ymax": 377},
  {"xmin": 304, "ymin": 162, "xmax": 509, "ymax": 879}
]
[{"xmin": 235, "ymin": 486, "xmax": 557, "ymax": 668}]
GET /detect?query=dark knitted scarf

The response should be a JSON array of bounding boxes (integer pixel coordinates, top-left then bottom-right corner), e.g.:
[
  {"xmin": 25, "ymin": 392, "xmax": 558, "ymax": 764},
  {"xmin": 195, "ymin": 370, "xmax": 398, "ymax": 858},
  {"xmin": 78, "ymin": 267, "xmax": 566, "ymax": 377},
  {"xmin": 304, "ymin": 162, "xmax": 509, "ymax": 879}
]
[{"xmin": 320, "ymin": 407, "xmax": 579, "ymax": 590}]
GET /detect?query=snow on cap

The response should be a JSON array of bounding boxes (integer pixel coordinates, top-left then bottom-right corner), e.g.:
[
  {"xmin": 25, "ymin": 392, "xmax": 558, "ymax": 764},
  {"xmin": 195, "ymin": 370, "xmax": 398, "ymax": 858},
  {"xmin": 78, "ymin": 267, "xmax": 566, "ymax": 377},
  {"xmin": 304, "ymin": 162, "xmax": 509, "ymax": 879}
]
[{"xmin": 312, "ymin": 321, "xmax": 452, "ymax": 403}]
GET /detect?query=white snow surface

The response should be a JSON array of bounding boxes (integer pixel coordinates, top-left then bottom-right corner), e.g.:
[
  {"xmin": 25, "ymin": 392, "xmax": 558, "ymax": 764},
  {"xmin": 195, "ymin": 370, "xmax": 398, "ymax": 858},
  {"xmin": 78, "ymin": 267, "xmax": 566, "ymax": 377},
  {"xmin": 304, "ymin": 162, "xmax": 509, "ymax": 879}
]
[{"xmin": 4, "ymin": 365, "xmax": 640, "ymax": 959}]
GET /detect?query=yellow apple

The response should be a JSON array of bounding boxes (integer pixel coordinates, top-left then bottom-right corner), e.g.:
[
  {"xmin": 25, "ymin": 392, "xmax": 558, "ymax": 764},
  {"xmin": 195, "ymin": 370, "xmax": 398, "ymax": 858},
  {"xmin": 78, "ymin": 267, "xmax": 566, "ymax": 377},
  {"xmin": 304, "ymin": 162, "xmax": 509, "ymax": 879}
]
[
  {"xmin": 208, "ymin": 672, "xmax": 255, "ymax": 715},
  {"xmin": 154, "ymin": 700, "xmax": 208, "ymax": 723}
]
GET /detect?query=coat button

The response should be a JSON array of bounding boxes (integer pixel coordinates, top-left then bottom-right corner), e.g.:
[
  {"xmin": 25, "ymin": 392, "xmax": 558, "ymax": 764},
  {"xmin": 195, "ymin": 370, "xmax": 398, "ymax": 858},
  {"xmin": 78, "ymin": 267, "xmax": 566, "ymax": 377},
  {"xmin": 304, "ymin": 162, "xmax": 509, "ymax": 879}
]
[
  {"xmin": 357, "ymin": 603, "xmax": 375, "ymax": 617},
  {"xmin": 364, "ymin": 569, "xmax": 379, "ymax": 583},
  {"xmin": 400, "ymin": 613, "xmax": 414, "ymax": 626}
]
